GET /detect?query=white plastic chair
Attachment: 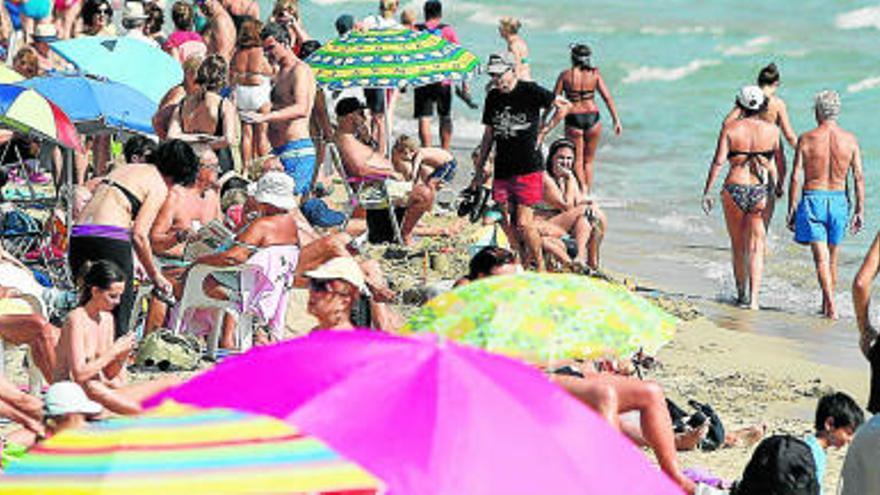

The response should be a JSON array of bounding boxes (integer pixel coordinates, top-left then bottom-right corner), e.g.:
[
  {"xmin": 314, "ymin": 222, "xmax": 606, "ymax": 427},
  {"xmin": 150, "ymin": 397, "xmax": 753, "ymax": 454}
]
[{"xmin": 168, "ymin": 264, "xmax": 254, "ymax": 360}]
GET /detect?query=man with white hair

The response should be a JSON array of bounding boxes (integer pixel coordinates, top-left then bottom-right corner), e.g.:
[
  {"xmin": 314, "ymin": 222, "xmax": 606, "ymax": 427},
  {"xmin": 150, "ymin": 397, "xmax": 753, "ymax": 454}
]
[
  {"xmin": 122, "ymin": 1, "xmax": 159, "ymax": 48},
  {"xmin": 787, "ymin": 90, "xmax": 865, "ymax": 319}
]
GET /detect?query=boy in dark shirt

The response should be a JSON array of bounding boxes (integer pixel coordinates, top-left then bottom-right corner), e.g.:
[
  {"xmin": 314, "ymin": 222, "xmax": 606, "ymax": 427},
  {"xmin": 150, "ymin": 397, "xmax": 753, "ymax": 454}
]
[{"xmin": 473, "ymin": 52, "xmax": 569, "ymax": 271}]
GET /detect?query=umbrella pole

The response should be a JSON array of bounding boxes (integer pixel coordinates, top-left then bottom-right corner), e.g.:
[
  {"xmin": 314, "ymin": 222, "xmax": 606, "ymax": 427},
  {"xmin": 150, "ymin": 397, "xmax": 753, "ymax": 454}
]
[{"xmin": 64, "ymin": 148, "xmax": 73, "ymax": 258}]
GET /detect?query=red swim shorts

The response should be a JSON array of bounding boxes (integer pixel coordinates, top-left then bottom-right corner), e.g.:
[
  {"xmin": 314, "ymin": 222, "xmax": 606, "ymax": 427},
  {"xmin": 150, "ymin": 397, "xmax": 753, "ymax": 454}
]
[{"xmin": 492, "ymin": 171, "xmax": 543, "ymax": 206}]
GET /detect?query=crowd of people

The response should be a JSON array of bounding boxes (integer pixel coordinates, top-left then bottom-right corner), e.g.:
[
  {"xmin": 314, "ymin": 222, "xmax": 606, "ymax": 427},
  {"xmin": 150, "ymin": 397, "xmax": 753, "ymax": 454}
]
[{"xmin": 0, "ymin": 0, "xmax": 876, "ymax": 493}]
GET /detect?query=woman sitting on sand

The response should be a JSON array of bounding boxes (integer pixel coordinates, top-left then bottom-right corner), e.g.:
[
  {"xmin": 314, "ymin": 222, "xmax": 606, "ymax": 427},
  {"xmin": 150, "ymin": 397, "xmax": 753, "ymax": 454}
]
[
  {"xmin": 701, "ymin": 86, "xmax": 783, "ymax": 309},
  {"xmin": 52, "ymin": 261, "xmax": 178, "ymax": 415},
  {"xmin": 546, "ymin": 43, "xmax": 622, "ymax": 193},
  {"xmin": 538, "ymin": 138, "xmax": 607, "ymax": 271}
]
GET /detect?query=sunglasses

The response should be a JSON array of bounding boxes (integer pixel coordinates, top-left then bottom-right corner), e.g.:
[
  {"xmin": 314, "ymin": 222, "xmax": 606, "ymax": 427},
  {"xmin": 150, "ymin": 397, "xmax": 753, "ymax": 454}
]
[
  {"xmin": 489, "ymin": 69, "xmax": 510, "ymax": 80},
  {"xmin": 308, "ymin": 279, "xmax": 350, "ymax": 296},
  {"xmin": 96, "ymin": 6, "xmax": 111, "ymax": 14}
]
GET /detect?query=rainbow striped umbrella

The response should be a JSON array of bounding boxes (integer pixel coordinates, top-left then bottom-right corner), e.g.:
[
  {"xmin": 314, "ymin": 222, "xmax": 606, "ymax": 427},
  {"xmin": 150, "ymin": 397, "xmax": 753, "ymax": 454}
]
[
  {"xmin": 0, "ymin": 66, "xmax": 23, "ymax": 84},
  {"xmin": 0, "ymin": 401, "xmax": 384, "ymax": 494},
  {"xmin": 0, "ymin": 84, "xmax": 81, "ymax": 151},
  {"xmin": 306, "ymin": 28, "xmax": 479, "ymax": 90}
]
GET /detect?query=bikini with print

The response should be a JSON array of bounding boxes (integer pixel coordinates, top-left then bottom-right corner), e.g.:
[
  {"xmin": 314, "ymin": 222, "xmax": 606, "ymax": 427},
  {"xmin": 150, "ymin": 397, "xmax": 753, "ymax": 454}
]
[{"xmin": 723, "ymin": 149, "xmax": 774, "ymax": 213}]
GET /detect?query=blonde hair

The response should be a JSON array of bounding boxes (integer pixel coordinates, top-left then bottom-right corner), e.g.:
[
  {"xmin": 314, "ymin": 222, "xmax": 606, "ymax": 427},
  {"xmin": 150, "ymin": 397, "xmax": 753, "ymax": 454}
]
[
  {"xmin": 394, "ymin": 134, "xmax": 419, "ymax": 153},
  {"xmin": 182, "ymin": 54, "xmax": 204, "ymax": 75},
  {"xmin": 400, "ymin": 8, "xmax": 416, "ymax": 26},
  {"xmin": 499, "ymin": 16, "xmax": 521, "ymax": 35}
]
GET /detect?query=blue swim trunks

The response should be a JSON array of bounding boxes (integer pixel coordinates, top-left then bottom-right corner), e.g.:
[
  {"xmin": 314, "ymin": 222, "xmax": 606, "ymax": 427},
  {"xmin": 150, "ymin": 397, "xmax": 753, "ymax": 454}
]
[
  {"xmin": 273, "ymin": 138, "xmax": 316, "ymax": 196},
  {"xmin": 429, "ymin": 159, "xmax": 457, "ymax": 184},
  {"xmin": 794, "ymin": 190, "xmax": 849, "ymax": 246},
  {"xmin": 21, "ymin": 0, "xmax": 51, "ymax": 20}
]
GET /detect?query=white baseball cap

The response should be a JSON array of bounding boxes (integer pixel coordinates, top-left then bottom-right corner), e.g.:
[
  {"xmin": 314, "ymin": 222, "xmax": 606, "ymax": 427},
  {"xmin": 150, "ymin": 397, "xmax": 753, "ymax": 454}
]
[
  {"xmin": 304, "ymin": 257, "xmax": 369, "ymax": 295},
  {"xmin": 44, "ymin": 381, "xmax": 103, "ymax": 417},
  {"xmin": 737, "ymin": 85, "xmax": 765, "ymax": 111},
  {"xmin": 486, "ymin": 52, "xmax": 515, "ymax": 75},
  {"xmin": 247, "ymin": 171, "xmax": 297, "ymax": 210}
]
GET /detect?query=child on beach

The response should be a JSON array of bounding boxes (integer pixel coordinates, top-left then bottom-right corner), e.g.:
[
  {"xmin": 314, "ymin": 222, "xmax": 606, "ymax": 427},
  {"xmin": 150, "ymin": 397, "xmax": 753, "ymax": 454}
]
[
  {"xmin": 805, "ymin": 391, "xmax": 864, "ymax": 493},
  {"xmin": 391, "ymin": 134, "xmax": 457, "ymax": 188}
]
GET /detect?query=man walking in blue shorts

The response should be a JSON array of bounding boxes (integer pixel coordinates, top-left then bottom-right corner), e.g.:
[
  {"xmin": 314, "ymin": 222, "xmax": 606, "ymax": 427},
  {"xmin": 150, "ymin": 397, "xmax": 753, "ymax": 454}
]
[{"xmin": 787, "ymin": 90, "xmax": 865, "ymax": 319}]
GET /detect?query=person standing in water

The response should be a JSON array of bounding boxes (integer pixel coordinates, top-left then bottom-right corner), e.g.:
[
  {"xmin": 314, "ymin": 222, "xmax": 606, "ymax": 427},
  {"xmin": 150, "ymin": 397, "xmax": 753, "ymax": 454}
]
[
  {"xmin": 787, "ymin": 90, "xmax": 864, "ymax": 319},
  {"xmin": 498, "ymin": 17, "xmax": 531, "ymax": 81},
  {"xmin": 702, "ymin": 86, "xmax": 783, "ymax": 309},
  {"xmin": 725, "ymin": 63, "xmax": 797, "ymax": 228},
  {"xmin": 546, "ymin": 43, "xmax": 622, "ymax": 193}
]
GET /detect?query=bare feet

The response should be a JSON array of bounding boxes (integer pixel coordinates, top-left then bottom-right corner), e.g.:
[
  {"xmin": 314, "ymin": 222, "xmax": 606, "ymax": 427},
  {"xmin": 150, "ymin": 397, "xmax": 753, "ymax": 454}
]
[
  {"xmin": 724, "ymin": 424, "xmax": 767, "ymax": 448},
  {"xmin": 675, "ymin": 424, "xmax": 709, "ymax": 451}
]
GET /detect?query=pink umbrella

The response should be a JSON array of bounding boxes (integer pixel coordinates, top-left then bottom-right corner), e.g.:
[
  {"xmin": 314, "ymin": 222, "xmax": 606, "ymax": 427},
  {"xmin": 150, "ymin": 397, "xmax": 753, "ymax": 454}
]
[{"xmin": 147, "ymin": 330, "xmax": 683, "ymax": 495}]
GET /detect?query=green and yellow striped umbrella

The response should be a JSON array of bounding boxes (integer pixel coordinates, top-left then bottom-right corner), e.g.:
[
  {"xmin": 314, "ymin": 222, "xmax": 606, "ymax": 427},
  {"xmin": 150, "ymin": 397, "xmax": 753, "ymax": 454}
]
[
  {"xmin": 305, "ymin": 29, "xmax": 479, "ymax": 90},
  {"xmin": 401, "ymin": 273, "xmax": 677, "ymax": 365}
]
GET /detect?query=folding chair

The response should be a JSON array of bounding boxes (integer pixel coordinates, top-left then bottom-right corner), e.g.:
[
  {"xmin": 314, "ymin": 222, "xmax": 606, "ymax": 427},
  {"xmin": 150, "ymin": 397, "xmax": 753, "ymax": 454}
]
[{"xmin": 326, "ymin": 143, "xmax": 404, "ymax": 244}]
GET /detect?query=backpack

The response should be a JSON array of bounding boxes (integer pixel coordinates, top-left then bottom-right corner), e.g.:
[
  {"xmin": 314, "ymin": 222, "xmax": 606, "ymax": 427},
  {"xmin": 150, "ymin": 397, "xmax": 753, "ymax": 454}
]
[
  {"xmin": 733, "ymin": 435, "xmax": 819, "ymax": 495},
  {"xmin": 415, "ymin": 22, "xmax": 448, "ymax": 38}
]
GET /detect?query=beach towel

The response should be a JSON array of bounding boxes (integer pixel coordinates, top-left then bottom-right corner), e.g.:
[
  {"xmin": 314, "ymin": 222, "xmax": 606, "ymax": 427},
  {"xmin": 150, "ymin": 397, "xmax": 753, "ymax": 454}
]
[{"xmin": 239, "ymin": 245, "xmax": 299, "ymax": 340}]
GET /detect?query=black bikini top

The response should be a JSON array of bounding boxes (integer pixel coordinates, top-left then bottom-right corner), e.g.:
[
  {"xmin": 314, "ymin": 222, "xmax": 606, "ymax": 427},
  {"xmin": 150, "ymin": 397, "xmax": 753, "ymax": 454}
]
[
  {"xmin": 727, "ymin": 149, "xmax": 774, "ymax": 160},
  {"xmin": 567, "ymin": 69, "xmax": 596, "ymax": 102},
  {"xmin": 102, "ymin": 179, "xmax": 143, "ymax": 218}
]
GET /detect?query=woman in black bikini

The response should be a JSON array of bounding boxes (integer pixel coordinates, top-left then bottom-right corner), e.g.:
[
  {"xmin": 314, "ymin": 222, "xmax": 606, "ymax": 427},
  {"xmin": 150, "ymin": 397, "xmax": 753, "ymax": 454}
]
[
  {"xmin": 548, "ymin": 43, "xmax": 622, "ymax": 193},
  {"xmin": 702, "ymin": 86, "xmax": 784, "ymax": 309}
]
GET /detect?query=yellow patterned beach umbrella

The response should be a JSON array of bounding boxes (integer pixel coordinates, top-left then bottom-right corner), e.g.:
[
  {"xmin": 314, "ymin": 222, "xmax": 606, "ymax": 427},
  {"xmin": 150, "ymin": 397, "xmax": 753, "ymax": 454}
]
[
  {"xmin": 0, "ymin": 400, "xmax": 384, "ymax": 494},
  {"xmin": 306, "ymin": 28, "xmax": 479, "ymax": 90},
  {"xmin": 401, "ymin": 272, "xmax": 677, "ymax": 364}
]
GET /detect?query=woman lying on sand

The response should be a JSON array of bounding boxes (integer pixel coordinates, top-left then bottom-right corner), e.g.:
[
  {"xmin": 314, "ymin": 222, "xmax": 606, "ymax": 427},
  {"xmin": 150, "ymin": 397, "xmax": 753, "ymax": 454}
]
[{"xmin": 462, "ymin": 246, "xmax": 697, "ymax": 494}]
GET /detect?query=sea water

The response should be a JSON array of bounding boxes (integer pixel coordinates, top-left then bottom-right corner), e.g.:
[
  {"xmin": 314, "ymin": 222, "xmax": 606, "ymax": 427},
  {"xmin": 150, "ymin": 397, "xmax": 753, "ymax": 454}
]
[{"xmin": 285, "ymin": 1, "xmax": 880, "ymax": 352}]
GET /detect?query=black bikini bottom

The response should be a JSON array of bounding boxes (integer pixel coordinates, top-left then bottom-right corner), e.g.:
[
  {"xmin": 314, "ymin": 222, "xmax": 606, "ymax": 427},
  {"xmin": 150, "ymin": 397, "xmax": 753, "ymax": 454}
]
[{"xmin": 565, "ymin": 112, "xmax": 600, "ymax": 131}]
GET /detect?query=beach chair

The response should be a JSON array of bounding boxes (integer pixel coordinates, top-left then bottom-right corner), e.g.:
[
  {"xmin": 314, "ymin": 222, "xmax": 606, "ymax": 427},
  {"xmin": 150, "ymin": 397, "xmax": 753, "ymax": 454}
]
[
  {"xmin": 326, "ymin": 143, "xmax": 404, "ymax": 244},
  {"xmin": 168, "ymin": 264, "xmax": 253, "ymax": 360}
]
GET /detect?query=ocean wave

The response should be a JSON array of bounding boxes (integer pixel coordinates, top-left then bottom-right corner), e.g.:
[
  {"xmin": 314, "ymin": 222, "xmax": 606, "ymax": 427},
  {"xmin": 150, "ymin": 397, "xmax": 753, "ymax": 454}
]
[
  {"xmin": 847, "ymin": 76, "xmax": 880, "ymax": 93},
  {"xmin": 719, "ymin": 36, "xmax": 772, "ymax": 56},
  {"xmin": 639, "ymin": 25, "xmax": 723, "ymax": 36},
  {"xmin": 648, "ymin": 212, "xmax": 713, "ymax": 235},
  {"xmin": 622, "ymin": 59, "xmax": 720, "ymax": 84},
  {"xmin": 835, "ymin": 6, "xmax": 880, "ymax": 30},
  {"xmin": 309, "ymin": 0, "xmax": 374, "ymax": 4}
]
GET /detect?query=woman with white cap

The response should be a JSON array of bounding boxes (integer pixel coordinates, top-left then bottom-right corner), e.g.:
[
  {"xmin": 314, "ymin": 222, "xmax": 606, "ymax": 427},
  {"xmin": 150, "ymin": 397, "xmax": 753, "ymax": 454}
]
[
  {"xmin": 305, "ymin": 257, "xmax": 367, "ymax": 332},
  {"xmin": 701, "ymin": 85, "xmax": 784, "ymax": 309}
]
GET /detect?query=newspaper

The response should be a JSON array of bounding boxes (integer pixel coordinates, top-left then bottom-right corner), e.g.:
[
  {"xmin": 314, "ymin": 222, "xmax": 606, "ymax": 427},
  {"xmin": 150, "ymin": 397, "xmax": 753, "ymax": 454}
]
[{"xmin": 183, "ymin": 219, "xmax": 235, "ymax": 262}]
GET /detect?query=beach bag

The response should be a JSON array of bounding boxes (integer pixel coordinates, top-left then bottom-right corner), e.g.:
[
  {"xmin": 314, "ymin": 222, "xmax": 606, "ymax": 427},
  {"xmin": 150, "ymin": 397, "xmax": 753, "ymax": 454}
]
[{"xmin": 134, "ymin": 328, "xmax": 201, "ymax": 371}]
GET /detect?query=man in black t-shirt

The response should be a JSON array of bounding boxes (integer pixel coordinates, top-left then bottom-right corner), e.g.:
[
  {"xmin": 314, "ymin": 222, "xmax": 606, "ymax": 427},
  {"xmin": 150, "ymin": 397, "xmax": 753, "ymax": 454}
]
[{"xmin": 473, "ymin": 53, "xmax": 569, "ymax": 271}]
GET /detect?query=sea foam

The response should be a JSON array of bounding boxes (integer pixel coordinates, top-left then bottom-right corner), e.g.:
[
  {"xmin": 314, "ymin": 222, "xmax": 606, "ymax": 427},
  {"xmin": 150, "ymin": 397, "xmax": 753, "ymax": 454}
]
[
  {"xmin": 847, "ymin": 76, "xmax": 880, "ymax": 93},
  {"xmin": 835, "ymin": 6, "xmax": 880, "ymax": 30},
  {"xmin": 622, "ymin": 59, "xmax": 720, "ymax": 84},
  {"xmin": 720, "ymin": 36, "xmax": 773, "ymax": 56}
]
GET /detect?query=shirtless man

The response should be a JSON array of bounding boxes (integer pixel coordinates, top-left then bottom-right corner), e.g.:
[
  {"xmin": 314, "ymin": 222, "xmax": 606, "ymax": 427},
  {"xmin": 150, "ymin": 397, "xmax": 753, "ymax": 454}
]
[
  {"xmin": 243, "ymin": 22, "xmax": 316, "ymax": 197},
  {"xmin": 53, "ymin": 260, "xmax": 177, "ymax": 415},
  {"xmin": 334, "ymin": 97, "xmax": 436, "ymax": 245},
  {"xmin": 197, "ymin": 0, "xmax": 236, "ymax": 62},
  {"xmin": 787, "ymin": 90, "xmax": 865, "ymax": 319}
]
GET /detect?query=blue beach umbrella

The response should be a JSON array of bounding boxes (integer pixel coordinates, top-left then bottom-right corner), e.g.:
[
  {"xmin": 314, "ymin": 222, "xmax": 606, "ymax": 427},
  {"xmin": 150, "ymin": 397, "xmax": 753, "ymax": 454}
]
[
  {"xmin": 49, "ymin": 37, "xmax": 183, "ymax": 103},
  {"xmin": 19, "ymin": 74, "xmax": 157, "ymax": 135}
]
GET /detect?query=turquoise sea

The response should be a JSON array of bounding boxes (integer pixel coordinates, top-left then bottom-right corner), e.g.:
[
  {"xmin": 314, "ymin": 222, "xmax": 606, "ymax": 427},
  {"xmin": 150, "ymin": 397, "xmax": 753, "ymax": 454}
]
[{"xmin": 286, "ymin": 1, "xmax": 880, "ymax": 322}]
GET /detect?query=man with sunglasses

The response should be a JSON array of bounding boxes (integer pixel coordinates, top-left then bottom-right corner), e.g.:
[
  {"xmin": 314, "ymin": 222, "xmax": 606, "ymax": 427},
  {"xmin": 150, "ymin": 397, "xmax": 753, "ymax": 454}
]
[
  {"xmin": 242, "ymin": 22, "xmax": 317, "ymax": 198},
  {"xmin": 333, "ymin": 97, "xmax": 436, "ymax": 246},
  {"xmin": 305, "ymin": 257, "xmax": 368, "ymax": 332},
  {"xmin": 473, "ymin": 52, "xmax": 569, "ymax": 271}
]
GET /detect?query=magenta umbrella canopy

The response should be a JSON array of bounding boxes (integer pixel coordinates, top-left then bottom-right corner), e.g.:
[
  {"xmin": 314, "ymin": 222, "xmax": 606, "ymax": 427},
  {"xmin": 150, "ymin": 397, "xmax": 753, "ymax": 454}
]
[{"xmin": 147, "ymin": 330, "xmax": 683, "ymax": 495}]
